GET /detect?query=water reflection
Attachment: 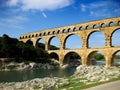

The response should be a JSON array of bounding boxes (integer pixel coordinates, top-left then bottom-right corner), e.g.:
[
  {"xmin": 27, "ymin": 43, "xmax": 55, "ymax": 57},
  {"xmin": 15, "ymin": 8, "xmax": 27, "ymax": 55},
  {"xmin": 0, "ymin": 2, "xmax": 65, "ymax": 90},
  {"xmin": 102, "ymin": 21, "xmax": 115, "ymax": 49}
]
[{"xmin": 0, "ymin": 68, "xmax": 76, "ymax": 82}]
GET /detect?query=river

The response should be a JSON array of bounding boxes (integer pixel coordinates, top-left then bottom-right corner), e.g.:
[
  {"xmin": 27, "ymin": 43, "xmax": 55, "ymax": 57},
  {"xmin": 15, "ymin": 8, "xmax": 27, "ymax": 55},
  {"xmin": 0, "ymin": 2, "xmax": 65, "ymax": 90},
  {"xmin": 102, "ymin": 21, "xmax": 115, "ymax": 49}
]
[
  {"xmin": 0, "ymin": 59, "xmax": 119, "ymax": 83},
  {"xmin": 0, "ymin": 67, "xmax": 76, "ymax": 82}
]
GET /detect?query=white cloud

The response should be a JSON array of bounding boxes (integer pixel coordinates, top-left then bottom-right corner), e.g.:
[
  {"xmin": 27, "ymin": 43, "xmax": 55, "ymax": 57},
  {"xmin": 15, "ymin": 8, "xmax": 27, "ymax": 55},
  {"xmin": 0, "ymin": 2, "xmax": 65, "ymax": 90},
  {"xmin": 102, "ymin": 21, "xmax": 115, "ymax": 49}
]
[
  {"xmin": 80, "ymin": 4, "xmax": 86, "ymax": 12},
  {"xmin": 42, "ymin": 12, "xmax": 47, "ymax": 18},
  {"xmin": 7, "ymin": 0, "xmax": 19, "ymax": 6},
  {"xmin": 7, "ymin": 0, "xmax": 74, "ymax": 11},
  {"xmin": 0, "ymin": 16, "xmax": 28, "ymax": 29},
  {"xmin": 80, "ymin": 0, "xmax": 120, "ymax": 17}
]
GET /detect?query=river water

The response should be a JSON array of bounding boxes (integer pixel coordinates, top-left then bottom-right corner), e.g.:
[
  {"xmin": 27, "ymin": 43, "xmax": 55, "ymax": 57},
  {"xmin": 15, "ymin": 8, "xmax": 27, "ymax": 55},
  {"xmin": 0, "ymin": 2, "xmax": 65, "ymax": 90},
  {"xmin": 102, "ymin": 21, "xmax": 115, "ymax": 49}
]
[
  {"xmin": 0, "ymin": 60, "xmax": 119, "ymax": 83},
  {"xmin": 0, "ymin": 67, "xmax": 76, "ymax": 82}
]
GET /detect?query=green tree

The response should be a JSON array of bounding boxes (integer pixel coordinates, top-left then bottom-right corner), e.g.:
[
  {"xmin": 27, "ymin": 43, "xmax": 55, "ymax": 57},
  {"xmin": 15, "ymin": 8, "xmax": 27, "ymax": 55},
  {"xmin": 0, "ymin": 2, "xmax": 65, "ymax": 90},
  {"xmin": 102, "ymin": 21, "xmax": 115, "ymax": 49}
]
[{"xmin": 92, "ymin": 53, "xmax": 104, "ymax": 61}]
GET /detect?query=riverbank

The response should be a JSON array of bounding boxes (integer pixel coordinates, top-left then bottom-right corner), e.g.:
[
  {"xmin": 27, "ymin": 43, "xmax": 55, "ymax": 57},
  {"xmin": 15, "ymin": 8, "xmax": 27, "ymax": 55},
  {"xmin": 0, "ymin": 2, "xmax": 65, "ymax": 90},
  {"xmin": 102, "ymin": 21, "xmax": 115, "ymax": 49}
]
[
  {"xmin": 0, "ymin": 77, "xmax": 69, "ymax": 90},
  {"xmin": 0, "ymin": 65, "xmax": 120, "ymax": 90},
  {"xmin": 0, "ymin": 61, "xmax": 60, "ymax": 71},
  {"xmin": 58, "ymin": 65, "xmax": 120, "ymax": 90}
]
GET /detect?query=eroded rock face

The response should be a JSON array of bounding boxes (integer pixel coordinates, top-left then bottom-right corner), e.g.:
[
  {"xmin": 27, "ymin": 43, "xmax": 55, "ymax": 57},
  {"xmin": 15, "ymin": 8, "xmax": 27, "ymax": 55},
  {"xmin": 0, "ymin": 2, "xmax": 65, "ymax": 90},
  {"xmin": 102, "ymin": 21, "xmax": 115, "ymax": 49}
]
[
  {"xmin": 74, "ymin": 65, "xmax": 120, "ymax": 83},
  {"xmin": 0, "ymin": 77, "xmax": 69, "ymax": 90}
]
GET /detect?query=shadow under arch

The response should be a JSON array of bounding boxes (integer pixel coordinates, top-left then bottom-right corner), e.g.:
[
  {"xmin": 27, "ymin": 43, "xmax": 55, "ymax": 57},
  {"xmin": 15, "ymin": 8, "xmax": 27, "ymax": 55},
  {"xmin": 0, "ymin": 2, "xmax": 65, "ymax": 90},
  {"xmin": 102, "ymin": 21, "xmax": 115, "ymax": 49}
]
[
  {"xmin": 36, "ymin": 38, "xmax": 45, "ymax": 50},
  {"xmin": 111, "ymin": 28, "xmax": 120, "ymax": 47},
  {"xmin": 48, "ymin": 36, "xmax": 60, "ymax": 50},
  {"xmin": 111, "ymin": 50, "xmax": 120, "ymax": 66},
  {"xmin": 87, "ymin": 51, "xmax": 105, "ymax": 66},
  {"xmin": 63, "ymin": 34, "xmax": 82, "ymax": 49},
  {"xmin": 87, "ymin": 31, "xmax": 105, "ymax": 48},
  {"xmin": 49, "ymin": 52, "xmax": 59, "ymax": 61},
  {"xmin": 63, "ymin": 52, "xmax": 81, "ymax": 67},
  {"xmin": 26, "ymin": 39, "xmax": 33, "ymax": 45}
]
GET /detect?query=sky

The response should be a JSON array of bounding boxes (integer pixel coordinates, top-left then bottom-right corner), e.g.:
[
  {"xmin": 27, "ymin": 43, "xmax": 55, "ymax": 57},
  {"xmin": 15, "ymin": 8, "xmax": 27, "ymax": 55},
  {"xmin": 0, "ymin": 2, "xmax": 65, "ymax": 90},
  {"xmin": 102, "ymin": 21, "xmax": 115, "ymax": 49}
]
[{"xmin": 0, "ymin": 0, "xmax": 120, "ymax": 48}]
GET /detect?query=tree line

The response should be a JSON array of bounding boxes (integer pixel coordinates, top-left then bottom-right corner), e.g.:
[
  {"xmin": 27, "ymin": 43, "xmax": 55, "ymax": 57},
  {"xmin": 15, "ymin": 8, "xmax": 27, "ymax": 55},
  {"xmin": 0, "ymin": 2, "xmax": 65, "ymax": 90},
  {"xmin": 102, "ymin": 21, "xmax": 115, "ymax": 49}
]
[{"xmin": 0, "ymin": 34, "xmax": 50, "ymax": 63}]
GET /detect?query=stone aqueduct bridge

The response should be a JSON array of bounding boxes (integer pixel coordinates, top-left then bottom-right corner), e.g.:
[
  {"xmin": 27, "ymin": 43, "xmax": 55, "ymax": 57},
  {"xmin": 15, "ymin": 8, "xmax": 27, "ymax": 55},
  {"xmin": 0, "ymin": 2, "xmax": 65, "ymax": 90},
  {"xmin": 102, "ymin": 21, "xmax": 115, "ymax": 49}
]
[{"xmin": 19, "ymin": 17, "xmax": 120, "ymax": 67}]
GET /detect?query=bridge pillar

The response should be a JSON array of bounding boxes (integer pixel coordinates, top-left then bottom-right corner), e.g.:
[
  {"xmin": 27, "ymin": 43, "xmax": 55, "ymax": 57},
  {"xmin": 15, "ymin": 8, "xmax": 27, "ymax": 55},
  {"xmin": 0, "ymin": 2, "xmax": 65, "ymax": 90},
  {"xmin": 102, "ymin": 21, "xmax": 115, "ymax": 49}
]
[
  {"xmin": 32, "ymin": 39, "xmax": 38, "ymax": 47},
  {"xmin": 105, "ymin": 39, "xmax": 111, "ymax": 47},
  {"xmin": 45, "ymin": 43, "xmax": 48, "ymax": 51},
  {"xmin": 81, "ymin": 51, "xmax": 88, "ymax": 66},
  {"xmin": 59, "ymin": 52, "xmax": 64, "ymax": 66},
  {"xmin": 105, "ymin": 32, "xmax": 111, "ymax": 47},
  {"xmin": 82, "ymin": 38, "xmax": 88, "ymax": 48},
  {"xmin": 81, "ymin": 56, "xmax": 87, "ymax": 66},
  {"xmin": 105, "ymin": 55, "xmax": 112, "ymax": 67},
  {"xmin": 60, "ymin": 41, "xmax": 64, "ymax": 50}
]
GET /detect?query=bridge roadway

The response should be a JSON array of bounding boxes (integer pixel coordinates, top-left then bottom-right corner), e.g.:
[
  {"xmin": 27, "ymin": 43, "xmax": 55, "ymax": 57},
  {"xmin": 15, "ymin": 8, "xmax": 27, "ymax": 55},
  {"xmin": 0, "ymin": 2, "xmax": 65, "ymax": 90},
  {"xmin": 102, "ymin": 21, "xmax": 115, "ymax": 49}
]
[{"xmin": 48, "ymin": 46, "xmax": 120, "ymax": 56}]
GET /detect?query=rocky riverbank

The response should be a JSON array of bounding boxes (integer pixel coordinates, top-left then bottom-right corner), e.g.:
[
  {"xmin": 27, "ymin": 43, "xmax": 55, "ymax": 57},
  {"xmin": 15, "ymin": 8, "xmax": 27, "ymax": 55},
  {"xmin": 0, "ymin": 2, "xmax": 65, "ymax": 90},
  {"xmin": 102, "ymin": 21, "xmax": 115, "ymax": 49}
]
[
  {"xmin": 73, "ymin": 65, "xmax": 120, "ymax": 84},
  {"xmin": 0, "ymin": 61, "xmax": 59, "ymax": 71},
  {"xmin": 0, "ymin": 65, "xmax": 120, "ymax": 90},
  {"xmin": 0, "ymin": 77, "xmax": 69, "ymax": 90}
]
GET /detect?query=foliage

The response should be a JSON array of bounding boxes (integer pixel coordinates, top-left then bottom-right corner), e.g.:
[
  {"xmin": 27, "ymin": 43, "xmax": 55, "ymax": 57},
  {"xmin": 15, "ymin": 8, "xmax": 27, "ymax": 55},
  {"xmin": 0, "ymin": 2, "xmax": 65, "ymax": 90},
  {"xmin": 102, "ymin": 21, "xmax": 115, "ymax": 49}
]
[
  {"xmin": 92, "ymin": 53, "xmax": 104, "ymax": 61},
  {"xmin": 114, "ymin": 55, "xmax": 120, "ymax": 59},
  {"xmin": 48, "ymin": 45, "xmax": 59, "ymax": 50},
  {"xmin": 0, "ymin": 34, "xmax": 50, "ymax": 63}
]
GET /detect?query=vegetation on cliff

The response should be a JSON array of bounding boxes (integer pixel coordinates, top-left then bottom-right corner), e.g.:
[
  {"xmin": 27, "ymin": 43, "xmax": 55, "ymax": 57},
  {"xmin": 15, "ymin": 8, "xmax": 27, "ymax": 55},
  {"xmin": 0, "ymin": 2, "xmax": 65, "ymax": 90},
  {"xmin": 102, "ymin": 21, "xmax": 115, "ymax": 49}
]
[{"xmin": 0, "ymin": 34, "xmax": 50, "ymax": 63}]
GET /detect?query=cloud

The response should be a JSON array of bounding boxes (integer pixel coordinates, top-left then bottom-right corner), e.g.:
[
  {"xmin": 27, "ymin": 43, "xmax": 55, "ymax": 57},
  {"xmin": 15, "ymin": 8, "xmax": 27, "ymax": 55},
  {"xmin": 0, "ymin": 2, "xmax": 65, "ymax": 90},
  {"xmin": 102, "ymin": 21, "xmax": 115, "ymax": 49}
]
[
  {"xmin": 80, "ymin": 4, "xmax": 86, "ymax": 12},
  {"xmin": 0, "ymin": 16, "xmax": 28, "ymax": 29},
  {"xmin": 80, "ymin": 0, "xmax": 120, "ymax": 17},
  {"xmin": 7, "ymin": 0, "xmax": 19, "ymax": 6},
  {"xmin": 6, "ymin": 0, "xmax": 74, "ymax": 11},
  {"xmin": 42, "ymin": 12, "xmax": 47, "ymax": 18}
]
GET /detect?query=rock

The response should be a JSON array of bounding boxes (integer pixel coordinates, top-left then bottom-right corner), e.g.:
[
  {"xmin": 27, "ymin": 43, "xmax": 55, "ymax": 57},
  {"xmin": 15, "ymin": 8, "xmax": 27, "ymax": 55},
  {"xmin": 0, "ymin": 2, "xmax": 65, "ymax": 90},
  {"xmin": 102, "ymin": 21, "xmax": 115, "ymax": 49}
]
[
  {"xmin": 61, "ymin": 64, "xmax": 70, "ymax": 69},
  {"xmin": 74, "ymin": 65, "xmax": 120, "ymax": 84},
  {"xmin": 0, "ymin": 77, "xmax": 68, "ymax": 90},
  {"xmin": 29, "ymin": 62, "xmax": 35, "ymax": 68}
]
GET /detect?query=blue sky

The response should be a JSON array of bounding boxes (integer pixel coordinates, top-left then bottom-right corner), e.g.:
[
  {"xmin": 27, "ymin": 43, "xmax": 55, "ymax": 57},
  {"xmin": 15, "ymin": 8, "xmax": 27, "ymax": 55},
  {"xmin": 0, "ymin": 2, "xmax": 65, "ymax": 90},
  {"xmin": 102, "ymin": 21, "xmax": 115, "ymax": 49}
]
[{"xmin": 0, "ymin": 0, "xmax": 120, "ymax": 48}]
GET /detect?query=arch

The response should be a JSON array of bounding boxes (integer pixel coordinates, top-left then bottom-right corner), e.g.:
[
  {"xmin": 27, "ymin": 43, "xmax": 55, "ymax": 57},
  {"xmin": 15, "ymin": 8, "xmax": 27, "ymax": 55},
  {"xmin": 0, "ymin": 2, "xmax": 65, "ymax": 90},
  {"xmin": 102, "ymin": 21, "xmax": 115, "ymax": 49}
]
[
  {"xmin": 101, "ymin": 23, "xmax": 106, "ymax": 28},
  {"xmin": 52, "ymin": 31, "xmax": 56, "ymax": 34},
  {"xmin": 86, "ymin": 25, "xmax": 90, "ymax": 30},
  {"xmin": 19, "ymin": 37, "xmax": 22, "ymax": 39},
  {"xmin": 48, "ymin": 32, "xmax": 51, "ymax": 35},
  {"xmin": 43, "ymin": 32, "xmax": 46, "ymax": 36},
  {"xmin": 62, "ymin": 29, "xmax": 67, "ymax": 33},
  {"xmin": 64, "ymin": 34, "xmax": 82, "ymax": 49},
  {"xmin": 63, "ymin": 52, "xmax": 81, "ymax": 66},
  {"xmin": 39, "ymin": 33, "xmax": 42, "ymax": 36},
  {"xmin": 48, "ymin": 36, "xmax": 60, "ymax": 50},
  {"xmin": 111, "ymin": 28, "xmax": 120, "ymax": 46},
  {"xmin": 79, "ymin": 26, "xmax": 84, "ymax": 30},
  {"xmin": 87, "ymin": 31, "xmax": 105, "ymax": 48},
  {"xmin": 57, "ymin": 30, "xmax": 61, "ymax": 34},
  {"xmin": 36, "ymin": 34, "xmax": 38, "ymax": 37},
  {"xmin": 26, "ymin": 39, "xmax": 33, "ymax": 45},
  {"xmin": 49, "ymin": 52, "xmax": 59, "ymax": 61},
  {"xmin": 111, "ymin": 50, "xmax": 120, "ymax": 66},
  {"xmin": 25, "ymin": 36, "xmax": 27, "ymax": 38},
  {"xmin": 109, "ymin": 21, "xmax": 114, "ymax": 26},
  {"xmin": 68, "ymin": 28, "xmax": 72, "ymax": 32},
  {"xmin": 73, "ymin": 27, "xmax": 77, "ymax": 31},
  {"xmin": 36, "ymin": 38, "xmax": 45, "ymax": 49},
  {"xmin": 87, "ymin": 51, "xmax": 105, "ymax": 66},
  {"xmin": 32, "ymin": 34, "xmax": 34, "ymax": 38},
  {"xmin": 93, "ymin": 24, "xmax": 98, "ymax": 29},
  {"xmin": 118, "ymin": 21, "xmax": 120, "ymax": 26},
  {"xmin": 29, "ymin": 35, "xmax": 31, "ymax": 38}
]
